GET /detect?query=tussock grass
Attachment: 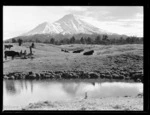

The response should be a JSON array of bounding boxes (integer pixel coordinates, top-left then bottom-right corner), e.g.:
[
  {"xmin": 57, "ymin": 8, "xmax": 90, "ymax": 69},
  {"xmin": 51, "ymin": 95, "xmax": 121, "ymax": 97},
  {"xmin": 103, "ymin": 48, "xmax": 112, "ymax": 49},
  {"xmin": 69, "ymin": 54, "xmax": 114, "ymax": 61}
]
[{"xmin": 3, "ymin": 43, "xmax": 143, "ymax": 74}]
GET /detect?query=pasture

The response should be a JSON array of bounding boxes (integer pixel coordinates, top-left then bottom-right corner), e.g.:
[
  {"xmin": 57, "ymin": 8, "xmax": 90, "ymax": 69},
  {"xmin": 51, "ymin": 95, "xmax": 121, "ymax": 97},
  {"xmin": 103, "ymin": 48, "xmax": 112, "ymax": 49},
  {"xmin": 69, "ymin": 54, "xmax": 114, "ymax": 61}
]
[{"xmin": 3, "ymin": 43, "xmax": 143, "ymax": 76}]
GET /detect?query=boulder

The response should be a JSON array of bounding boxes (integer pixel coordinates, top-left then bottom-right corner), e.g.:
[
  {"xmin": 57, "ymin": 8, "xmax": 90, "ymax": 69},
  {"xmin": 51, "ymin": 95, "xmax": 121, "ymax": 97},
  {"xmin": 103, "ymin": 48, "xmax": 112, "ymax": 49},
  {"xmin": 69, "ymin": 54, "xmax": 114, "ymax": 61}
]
[
  {"xmin": 8, "ymin": 75, "xmax": 15, "ymax": 79},
  {"xmin": 112, "ymin": 73, "xmax": 120, "ymax": 79},
  {"xmin": 80, "ymin": 72, "xmax": 89, "ymax": 79},
  {"xmin": 3, "ymin": 75, "xmax": 8, "ymax": 79},
  {"xmin": 89, "ymin": 72, "xmax": 99, "ymax": 79}
]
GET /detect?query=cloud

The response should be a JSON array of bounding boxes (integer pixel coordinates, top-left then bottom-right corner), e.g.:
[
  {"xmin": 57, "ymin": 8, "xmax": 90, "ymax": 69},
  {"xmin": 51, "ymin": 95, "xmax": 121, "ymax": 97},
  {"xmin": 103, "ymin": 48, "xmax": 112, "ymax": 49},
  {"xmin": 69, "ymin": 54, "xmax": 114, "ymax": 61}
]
[
  {"xmin": 79, "ymin": 15, "xmax": 143, "ymax": 37},
  {"xmin": 86, "ymin": 6, "xmax": 143, "ymax": 21},
  {"xmin": 63, "ymin": 6, "xmax": 87, "ymax": 12},
  {"xmin": 135, "ymin": 13, "xmax": 143, "ymax": 21}
]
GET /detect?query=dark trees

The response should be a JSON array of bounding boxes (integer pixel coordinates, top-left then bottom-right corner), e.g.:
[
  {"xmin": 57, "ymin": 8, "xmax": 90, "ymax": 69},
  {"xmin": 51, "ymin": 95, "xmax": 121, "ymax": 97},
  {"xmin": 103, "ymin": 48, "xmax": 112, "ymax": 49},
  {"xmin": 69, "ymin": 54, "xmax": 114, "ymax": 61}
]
[
  {"xmin": 12, "ymin": 38, "xmax": 17, "ymax": 43},
  {"xmin": 18, "ymin": 39, "xmax": 23, "ymax": 46}
]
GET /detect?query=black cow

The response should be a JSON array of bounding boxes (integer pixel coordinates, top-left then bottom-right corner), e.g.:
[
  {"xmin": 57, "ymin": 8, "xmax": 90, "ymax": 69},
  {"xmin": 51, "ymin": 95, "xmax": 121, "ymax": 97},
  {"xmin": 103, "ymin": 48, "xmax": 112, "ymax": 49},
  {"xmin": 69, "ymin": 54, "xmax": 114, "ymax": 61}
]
[
  {"xmin": 4, "ymin": 45, "xmax": 13, "ymax": 50},
  {"xmin": 4, "ymin": 51, "xmax": 20, "ymax": 60},
  {"xmin": 73, "ymin": 49, "xmax": 84, "ymax": 53},
  {"xmin": 83, "ymin": 50, "xmax": 94, "ymax": 55}
]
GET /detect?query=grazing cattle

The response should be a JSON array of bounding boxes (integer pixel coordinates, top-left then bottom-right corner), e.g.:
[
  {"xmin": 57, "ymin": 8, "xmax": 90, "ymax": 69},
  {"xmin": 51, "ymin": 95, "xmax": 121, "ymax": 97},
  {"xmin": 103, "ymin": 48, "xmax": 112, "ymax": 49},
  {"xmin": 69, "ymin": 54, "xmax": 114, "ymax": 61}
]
[
  {"xmin": 4, "ymin": 51, "xmax": 20, "ymax": 60},
  {"xmin": 83, "ymin": 50, "xmax": 94, "ymax": 55},
  {"xmin": 73, "ymin": 49, "xmax": 84, "ymax": 53},
  {"xmin": 4, "ymin": 45, "xmax": 13, "ymax": 50},
  {"xmin": 20, "ymin": 50, "xmax": 27, "ymax": 56},
  {"xmin": 61, "ymin": 49, "xmax": 69, "ymax": 53},
  {"xmin": 64, "ymin": 50, "xmax": 69, "ymax": 53}
]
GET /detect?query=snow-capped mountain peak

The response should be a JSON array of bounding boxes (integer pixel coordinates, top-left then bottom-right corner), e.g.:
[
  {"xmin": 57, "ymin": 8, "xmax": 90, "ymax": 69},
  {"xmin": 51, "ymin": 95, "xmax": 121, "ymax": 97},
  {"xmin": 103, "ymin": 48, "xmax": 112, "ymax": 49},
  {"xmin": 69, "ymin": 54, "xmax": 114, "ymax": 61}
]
[{"xmin": 23, "ymin": 14, "xmax": 111, "ymax": 36}]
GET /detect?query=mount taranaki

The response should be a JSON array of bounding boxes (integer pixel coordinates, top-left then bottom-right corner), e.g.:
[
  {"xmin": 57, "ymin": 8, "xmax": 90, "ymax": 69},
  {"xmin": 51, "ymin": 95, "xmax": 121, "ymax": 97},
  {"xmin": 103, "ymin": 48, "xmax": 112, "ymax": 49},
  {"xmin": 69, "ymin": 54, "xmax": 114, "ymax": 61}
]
[{"xmin": 8, "ymin": 14, "xmax": 128, "ymax": 42}]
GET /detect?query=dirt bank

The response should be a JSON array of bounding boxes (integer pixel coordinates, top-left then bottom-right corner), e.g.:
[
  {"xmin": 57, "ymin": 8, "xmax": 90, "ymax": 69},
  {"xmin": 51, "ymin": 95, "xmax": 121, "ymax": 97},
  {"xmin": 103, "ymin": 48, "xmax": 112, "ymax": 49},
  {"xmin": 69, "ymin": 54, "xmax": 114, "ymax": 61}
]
[{"xmin": 22, "ymin": 94, "xmax": 143, "ymax": 110}]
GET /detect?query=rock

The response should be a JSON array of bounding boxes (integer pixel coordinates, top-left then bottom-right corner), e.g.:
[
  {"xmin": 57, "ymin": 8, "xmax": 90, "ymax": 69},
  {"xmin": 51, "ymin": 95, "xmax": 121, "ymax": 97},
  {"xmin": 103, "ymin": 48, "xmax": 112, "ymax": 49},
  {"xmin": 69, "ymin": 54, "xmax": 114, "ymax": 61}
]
[
  {"xmin": 120, "ymin": 75, "xmax": 125, "ymax": 80},
  {"xmin": 105, "ymin": 74, "xmax": 111, "ymax": 79},
  {"xmin": 125, "ymin": 77, "xmax": 130, "ymax": 80},
  {"xmin": 3, "ymin": 75, "xmax": 8, "ymax": 79},
  {"xmin": 54, "ymin": 71, "xmax": 63, "ymax": 74},
  {"xmin": 29, "ymin": 72, "xmax": 36, "ymax": 79},
  {"xmin": 28, "ymin": 71, "xmax": 33, "ymax": 75},
  {"xmin": 40, "ymin": 73, "xmax": 44, "ymax": 78},
  {"xmin": 35, "ymin": 73, "xmax": 40, "ymax": 79},
  {"xmin": 15, "ymin": 74, "xmax": 21, "ymax": 79},
  {"xmin": 130, "ymin": 72, "xmax": 143, "ymax": 82},
  {"xmin": 79, "ymin": 72, "xmax": 89, "ymax": 79},
  {"xmin": 25, "ymin": 72, "xmax": 35, "ymax": 79},
  {"xmin": 89, "ymin": 72, "xmax": 99, "ymax": 79},
  {"xmin": 100, "ymin": 73, "xmax": 105, "ymax": 79},
  {"xmin": 137, "ymin": 93, "xmax": 143, "ymax": 98},
  {"xmin": 53, "ymin": 73, "xmax": 61, "ymax": 79},
  {"xmin": 112, "ymin": 73, "xmax": 120, "ymax": 79},
  {"xmin": 71, "ymin": 72, "xmax": 79, "ymax": 79},
  {"xmin": 21, "ymin": 74, "xmax": 26, "ymax": 79},
  {"xmin": 44, "ymin": 73, "xmax": 52, "ymax": 78},
  {"xmin": 136, "ymin": 78, "xmax": 141, "ymax": 82},
  {"xmin": 61, "ymin": 72, "xmax": 71, "ymax": 79},
  {"xmin": 8, "ymin": 75, "xmax": 15, "ymax": 79}
]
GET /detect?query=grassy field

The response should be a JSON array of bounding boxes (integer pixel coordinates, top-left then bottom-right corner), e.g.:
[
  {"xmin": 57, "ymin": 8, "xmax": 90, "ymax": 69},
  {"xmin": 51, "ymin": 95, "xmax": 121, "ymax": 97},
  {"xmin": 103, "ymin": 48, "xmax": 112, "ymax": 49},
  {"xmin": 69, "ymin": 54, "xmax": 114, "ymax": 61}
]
[{"xmin": 3, "ymin": 43, "xmax": 143, "ymax": 80}]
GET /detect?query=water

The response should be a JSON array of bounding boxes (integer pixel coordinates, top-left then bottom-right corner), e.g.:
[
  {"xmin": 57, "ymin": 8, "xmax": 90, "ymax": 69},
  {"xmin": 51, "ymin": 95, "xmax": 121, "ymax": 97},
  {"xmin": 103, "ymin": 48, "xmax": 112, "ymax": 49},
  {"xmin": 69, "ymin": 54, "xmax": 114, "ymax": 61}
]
[{"xmin": 3, "ymin": 79, "xmax": 143, "ymax": 110}]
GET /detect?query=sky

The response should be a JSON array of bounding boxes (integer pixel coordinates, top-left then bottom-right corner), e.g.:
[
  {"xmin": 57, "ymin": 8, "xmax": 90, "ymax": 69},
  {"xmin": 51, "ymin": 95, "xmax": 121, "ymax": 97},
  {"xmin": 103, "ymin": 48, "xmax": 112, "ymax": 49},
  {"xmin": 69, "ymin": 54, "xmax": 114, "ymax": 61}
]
[{"xmin": 3, "ymin": 6, "xmax": 143, "ymax": 40}]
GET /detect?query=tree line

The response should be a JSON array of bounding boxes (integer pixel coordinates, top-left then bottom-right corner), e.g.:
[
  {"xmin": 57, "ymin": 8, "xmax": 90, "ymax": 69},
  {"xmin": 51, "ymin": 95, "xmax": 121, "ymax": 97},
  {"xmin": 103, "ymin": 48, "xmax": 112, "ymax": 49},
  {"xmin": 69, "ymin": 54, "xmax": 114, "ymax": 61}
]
[{"xmin": 9, "ymin": 34, "xmax": 143, "ymax": 45}]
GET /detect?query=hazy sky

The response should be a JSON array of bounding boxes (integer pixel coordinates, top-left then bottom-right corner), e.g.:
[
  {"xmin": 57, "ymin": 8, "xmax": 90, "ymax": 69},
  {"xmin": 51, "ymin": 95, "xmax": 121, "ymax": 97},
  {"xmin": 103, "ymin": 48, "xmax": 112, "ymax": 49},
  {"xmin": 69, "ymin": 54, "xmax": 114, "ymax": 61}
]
[{"xmin": 3, "ymin": 6, "xmax": 143, "ymax": 40}]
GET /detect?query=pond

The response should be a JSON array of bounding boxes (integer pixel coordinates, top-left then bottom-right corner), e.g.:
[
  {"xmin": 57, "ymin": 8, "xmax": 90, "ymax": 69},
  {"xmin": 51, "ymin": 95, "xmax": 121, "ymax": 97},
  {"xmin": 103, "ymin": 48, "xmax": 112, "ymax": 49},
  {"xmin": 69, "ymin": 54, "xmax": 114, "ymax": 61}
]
[{"xmin": 3, "ymin": 79, "xmax": 143, "ymax": 110}]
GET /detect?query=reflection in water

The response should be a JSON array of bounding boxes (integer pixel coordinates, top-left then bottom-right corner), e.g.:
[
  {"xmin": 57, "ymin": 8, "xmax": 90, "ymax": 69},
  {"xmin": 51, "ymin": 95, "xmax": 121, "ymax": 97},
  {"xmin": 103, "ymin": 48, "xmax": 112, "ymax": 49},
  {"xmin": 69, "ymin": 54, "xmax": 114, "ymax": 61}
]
[
  {"xmin": 87, "ymin": 82, "xmax": 142, "ymax": 98},
  {"xmin": 4, "ymin": 80, "xmax": 34, "ymax": 96},
  {"xmin": 3, "ymin": 80, "xmax": 143, "ymax": 109},
  {"xmin": 31, "ymin": 80, "xmax": 33, "ymax": 93},
  {"xmin": 5, "ymin": 80, "xmax": 17, "ymax": 95},
  {"xmin": 92, "ymin": 82, "xmax": 95, "ymax": 86},
  {"xmin": 62, "ymin": 83, "xmax": 78, "ymax": 96}
]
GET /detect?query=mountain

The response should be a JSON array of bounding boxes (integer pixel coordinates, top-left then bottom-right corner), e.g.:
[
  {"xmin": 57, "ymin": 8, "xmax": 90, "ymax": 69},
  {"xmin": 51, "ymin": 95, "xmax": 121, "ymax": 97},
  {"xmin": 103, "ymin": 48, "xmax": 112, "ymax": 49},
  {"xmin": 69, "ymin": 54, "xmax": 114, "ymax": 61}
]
[
  {"xmin": 23, "ymin": 14, "xmax": 113, "ymax": 36},
  {"xmin": 5, "ymin": 14, "xmax": 132, "ymax": 43}
]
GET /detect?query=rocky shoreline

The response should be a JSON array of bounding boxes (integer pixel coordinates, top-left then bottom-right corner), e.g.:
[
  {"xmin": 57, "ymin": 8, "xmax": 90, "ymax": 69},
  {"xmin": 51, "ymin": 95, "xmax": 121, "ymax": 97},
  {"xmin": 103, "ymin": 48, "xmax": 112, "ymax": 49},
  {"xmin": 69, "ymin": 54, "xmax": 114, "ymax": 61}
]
[{"xmin": 3, "ymin": 70, "xmax": 143, "ymax": 82}]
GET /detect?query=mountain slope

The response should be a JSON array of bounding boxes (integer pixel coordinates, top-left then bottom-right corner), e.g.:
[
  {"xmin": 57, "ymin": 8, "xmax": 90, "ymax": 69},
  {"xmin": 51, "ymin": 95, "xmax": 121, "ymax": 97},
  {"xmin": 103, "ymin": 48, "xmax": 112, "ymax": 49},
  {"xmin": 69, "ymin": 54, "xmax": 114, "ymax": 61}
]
[{"xmin": 23, "ymin": 14, "xmax": 110, "ymax": 36}]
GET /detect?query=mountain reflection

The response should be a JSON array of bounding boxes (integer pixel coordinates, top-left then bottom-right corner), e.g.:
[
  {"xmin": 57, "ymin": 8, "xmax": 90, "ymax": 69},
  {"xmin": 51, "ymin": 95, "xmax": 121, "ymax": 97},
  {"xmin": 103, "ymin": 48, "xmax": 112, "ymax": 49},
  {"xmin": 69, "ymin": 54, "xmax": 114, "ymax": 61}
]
[
  {"xmin": 4, "ymin": 80, "xmax": 34, "ymax": 95},
  {"xmin": 62, "ymin": 82, "xmax": 80, "ymax": 96},
  {"xmin": 61, "ymin": 82, "xmax": 98, "ymax": 96}
]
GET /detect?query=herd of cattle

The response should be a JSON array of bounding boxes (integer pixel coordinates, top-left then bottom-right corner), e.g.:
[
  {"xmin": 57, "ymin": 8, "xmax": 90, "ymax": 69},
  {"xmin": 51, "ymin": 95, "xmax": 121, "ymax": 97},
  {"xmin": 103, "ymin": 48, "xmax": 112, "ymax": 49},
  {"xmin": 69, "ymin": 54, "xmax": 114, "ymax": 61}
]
[
  {"xmin": 4, "ymin": 44, "xmax": 94, "ymax": 60},
  {"xmin": 4, "ymin": 44, "xmax": 20, "ymax": 60},
  {"xmin": 4, "ymin": 44, "xmax": 27, "ymax": 60},
  {"xmin": 61, "ymin": 48, "xmax": 94, "ymax": 55}
]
